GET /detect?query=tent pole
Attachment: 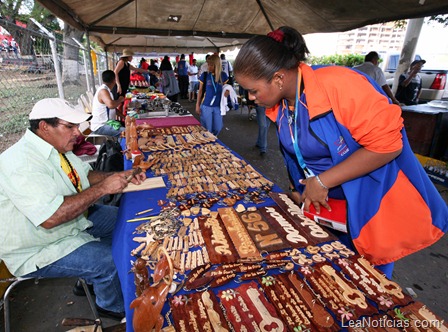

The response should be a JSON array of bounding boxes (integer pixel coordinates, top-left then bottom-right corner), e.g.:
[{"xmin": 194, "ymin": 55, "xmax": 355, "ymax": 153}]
[{"xmin": 85, "ymin": 30, "xmax": 97, "ymax": 94}]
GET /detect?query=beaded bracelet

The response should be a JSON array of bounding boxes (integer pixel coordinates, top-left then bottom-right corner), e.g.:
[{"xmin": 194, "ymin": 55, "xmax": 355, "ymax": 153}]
[{"xmin": 315, "ymin": 175, "xmax": 329, "ymax": 190}]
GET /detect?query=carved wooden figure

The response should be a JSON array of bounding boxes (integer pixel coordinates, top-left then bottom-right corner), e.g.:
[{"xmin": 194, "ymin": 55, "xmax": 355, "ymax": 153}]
[
  {"xmin": 132, "ymin": 258, "xmax": 150, "ymax": 297},
  {"xmin": 130, "ymin": 247, "xmax": 174, "ymax": 332}
]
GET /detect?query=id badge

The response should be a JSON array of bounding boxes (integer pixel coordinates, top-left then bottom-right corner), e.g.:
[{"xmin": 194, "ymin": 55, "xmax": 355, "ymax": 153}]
[{"xmin": 210, "ymin": 96, "xmax": 216, "ymax": 105}]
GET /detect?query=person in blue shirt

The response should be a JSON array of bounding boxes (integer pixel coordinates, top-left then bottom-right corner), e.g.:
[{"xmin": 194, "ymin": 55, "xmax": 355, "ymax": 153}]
[
  {"xmin": 195, "ymin": 54, "xmax": 229, "ymax": 135},
  {"xmin": 176, "ymin": 54, "xmax": 189, "ymax": 99}
]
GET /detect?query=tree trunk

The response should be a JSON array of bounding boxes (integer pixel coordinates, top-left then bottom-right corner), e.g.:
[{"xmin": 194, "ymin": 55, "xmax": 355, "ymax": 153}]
[
  {"xmin": 391, "ymin": 18, "xmax": 424, "ymax": 95},
  {"xmin": 62, "ymin": 22, "xmax": 84, "ymax": 85}
]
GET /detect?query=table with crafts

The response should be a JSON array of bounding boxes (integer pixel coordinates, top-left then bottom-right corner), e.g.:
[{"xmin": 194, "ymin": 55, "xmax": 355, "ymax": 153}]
[
  {"xmin": 111, "ymin": 115, "xmax": 447, "ymax": 332},
  {"xmin": 401, "ymin": 101, "xmax": 448, "ymax": 160}
]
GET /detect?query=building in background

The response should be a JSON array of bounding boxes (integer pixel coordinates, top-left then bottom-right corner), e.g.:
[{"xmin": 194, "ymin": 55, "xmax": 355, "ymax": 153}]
[{"xmin": 336, "ymin": 22, "xmax": 407, "ymax": 55}]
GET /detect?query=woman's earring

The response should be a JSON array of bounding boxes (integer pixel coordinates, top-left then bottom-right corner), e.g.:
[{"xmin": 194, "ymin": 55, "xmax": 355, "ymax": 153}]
[{"xmin": 279, "ymin": 85, "xmax": 283, "ymax": 90}]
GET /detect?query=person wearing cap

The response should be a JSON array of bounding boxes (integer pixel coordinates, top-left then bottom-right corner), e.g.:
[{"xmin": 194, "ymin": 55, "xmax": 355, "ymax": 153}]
[
  {"xmin": 0, "ymin": 98, "xmax": 146, "ymax": 320},
  {"xmin": 395, "ymin": 59, "xmax": 426, "ymax": 105}
]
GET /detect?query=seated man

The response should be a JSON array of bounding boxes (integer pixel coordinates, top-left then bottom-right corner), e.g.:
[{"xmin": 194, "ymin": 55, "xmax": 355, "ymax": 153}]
[
  {"xmin": 91, "ymin": 70, "xmax": 125, "ymax": 137},
  {"xmin": 0, "ymin": 98, "xmax": 146, "ymax": 320}
]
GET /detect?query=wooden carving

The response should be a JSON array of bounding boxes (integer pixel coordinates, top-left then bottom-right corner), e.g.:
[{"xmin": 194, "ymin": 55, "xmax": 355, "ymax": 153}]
[{"xmin": 130, "ymin": 247, "xmax": 174, "ymax": 332}]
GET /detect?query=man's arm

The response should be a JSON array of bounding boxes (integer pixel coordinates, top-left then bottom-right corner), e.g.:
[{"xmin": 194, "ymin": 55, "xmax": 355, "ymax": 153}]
[
  {"xmin": 381, "ymin": 84, "xmax": 400, "ymax": 105},
  {"xmin": 400, "ymin": 68, "xmax": 419, "ymax": 87},
  {"xmin": 41, "ymin": 170, "xmax": 146, "ymax": 229},
  {"xmin": 98, "ymin": 89, "xmax": 124, "ymax": 109}
]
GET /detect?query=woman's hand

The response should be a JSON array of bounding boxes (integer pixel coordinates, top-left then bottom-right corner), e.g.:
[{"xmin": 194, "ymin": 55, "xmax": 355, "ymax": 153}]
[
  {"xmin": 196, "ymin": 104, "xmax": 201, "ymax": 116},
  {"xmin": 299, "ymin": 176, "xmax": 331, "ymax": 214}
]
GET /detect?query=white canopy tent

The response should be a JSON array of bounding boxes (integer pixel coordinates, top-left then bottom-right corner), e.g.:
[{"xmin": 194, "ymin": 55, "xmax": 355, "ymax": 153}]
[{"xmin": 36, "ymin": 0, "xmax": 448, "ymax": 54}]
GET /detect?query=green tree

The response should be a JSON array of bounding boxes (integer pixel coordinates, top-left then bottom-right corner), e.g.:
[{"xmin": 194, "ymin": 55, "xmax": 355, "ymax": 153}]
[
  {"xmin": 0, "ymin": 0, "xmax": 60, "ymax": 55},
  {"xmin": 307, "ymin": 54, "xmax": 365, "ymax": 67}
]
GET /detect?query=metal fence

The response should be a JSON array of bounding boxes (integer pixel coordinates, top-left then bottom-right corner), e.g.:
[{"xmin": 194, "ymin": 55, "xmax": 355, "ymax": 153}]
[{"xmin": 0, "ymin": 18, "xmax": 110, "ymax": 152}]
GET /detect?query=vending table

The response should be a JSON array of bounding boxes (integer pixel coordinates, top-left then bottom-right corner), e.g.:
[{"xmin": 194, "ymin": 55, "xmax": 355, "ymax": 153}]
[{"xmin": 112, "ymin": 117, "xmax": 447, "ymax": 332}]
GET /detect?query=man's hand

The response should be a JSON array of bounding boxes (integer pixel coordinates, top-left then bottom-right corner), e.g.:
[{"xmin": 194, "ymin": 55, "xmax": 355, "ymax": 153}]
[
  {"xmin": 122, "ymin": 169, "xmax": 146, "ymax": 185},
  {"xmin": 100, "ymin": 173, "xmax": 129, "ymax": 194}
]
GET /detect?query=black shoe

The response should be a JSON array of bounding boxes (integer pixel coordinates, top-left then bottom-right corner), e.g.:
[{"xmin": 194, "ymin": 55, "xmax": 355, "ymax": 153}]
[
  {"xmin": 72, "ymin": 280, "xmax": 95, "ymax": 297},
  {"xmin": 260, "ymin": 151, "xmax": 266, "ymax": 157},
  {"xmin": 95, "ymin": 304, "xmax": 125, "ymax": 320}
]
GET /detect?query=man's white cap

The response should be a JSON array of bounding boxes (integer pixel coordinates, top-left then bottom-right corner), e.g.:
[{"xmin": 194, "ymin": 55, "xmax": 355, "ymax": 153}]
[{"xmin": 29, "ymin": 98, "xmax": 92, "ymax": 124}]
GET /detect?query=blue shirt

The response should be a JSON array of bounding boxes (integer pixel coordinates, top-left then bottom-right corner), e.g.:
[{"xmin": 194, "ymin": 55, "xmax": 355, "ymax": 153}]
[
  {"xmin": 199, "ymin": 71, "xmax": 228, "ymax": 107},
  {"xmin": 177, "ymin": 60, "xmax": 189, "ymax": 76}
]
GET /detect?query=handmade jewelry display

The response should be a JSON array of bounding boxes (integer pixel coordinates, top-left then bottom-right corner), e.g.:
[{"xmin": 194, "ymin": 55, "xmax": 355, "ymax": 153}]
[{"xmin": 147, "ymin": 143, "xmax": 273, "ymax": 200}]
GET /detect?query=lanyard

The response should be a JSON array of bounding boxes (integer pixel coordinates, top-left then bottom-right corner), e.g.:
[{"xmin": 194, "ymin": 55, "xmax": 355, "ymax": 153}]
[
  {"xmin": 290, "ymin": 68, "xmax": 314, "ymax": 178},
  {"xmin": 210, "ymin": 74, "xmax": 217, "ymax": 92}
]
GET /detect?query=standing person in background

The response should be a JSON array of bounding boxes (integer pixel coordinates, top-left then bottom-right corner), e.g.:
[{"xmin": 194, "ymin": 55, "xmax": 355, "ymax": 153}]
[
  {"xmin": 395, "ymin": 59, "xmax": 426, "ymax": 105},
  {"xmin": 139, "ymin": 58, "xmax": 150, "ymax": 83},
  {"xmin": 353, "ymin": 51, "xmax": 400, "ymax": 105},
  {"xmin": 113, "ymin": 49, "xmax": 149, "ymax": 98},
  {"xmin": 220, "ymin": 53, "xmax": 233, "ymax": 85},
  {"xmin": 188, "ymin": 58, "xmax": 199, "ymax": 102},
  {"xmin": 160, "ymin": 55, "xmax": 180, "ymax": 102},
  {"xmin": 196, "ymin": 54, "xmax": 229, "ymax": 136},
  {"xmin": 147, "ymin": 59, "xmax": 160, "ymax": 88},
  {"xmin": 91, "ymin": 70, "xmax": 125, "ymax": 137},
  {"xmin": 255, "ymin": 105, "xmax": 270, "ymax": 156},
  {"xmin": 233, "ymin": 26, "xmax": 447, "ymax": 278},
  {"xmin": 199, "ymin": 54, "xmax": 211, "ymax": 77},
  {"xmin": 176, "ymin": 54, "xmax": 189, "ymax": 99},
  {"xmin": 10, "ymin": 38, "xmax": 18, "ymax": 57}
]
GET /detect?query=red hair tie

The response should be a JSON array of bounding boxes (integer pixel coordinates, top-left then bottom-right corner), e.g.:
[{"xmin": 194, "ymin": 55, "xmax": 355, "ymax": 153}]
[{"xmin": 267, "ymin": 29, "xmax": 284, "ymax": 43}]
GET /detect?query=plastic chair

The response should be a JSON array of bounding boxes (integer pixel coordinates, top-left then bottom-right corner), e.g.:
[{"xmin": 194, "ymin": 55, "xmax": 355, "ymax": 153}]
[{"xmin": 1, "ymin": 271, "xmax": 101, "ymax": 332}]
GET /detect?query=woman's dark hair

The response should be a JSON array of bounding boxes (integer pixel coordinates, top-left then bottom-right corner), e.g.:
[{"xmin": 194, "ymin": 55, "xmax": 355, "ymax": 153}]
[
  {"xmin": 29, "ymin": 118, "xmax": 59, "ymax": 133},
  {"xmin": 234, "ymin": 26, "xmax": 309, "ymax": 82},
  {"xmin": 159, "ymin": 56, "xmax": 173, "ymax": 71}
]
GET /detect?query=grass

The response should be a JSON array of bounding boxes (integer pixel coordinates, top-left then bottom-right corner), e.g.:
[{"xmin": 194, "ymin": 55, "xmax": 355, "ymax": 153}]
[{"xmin": 0, "ymin": 69, "xmax": 88, "ymax": 152}]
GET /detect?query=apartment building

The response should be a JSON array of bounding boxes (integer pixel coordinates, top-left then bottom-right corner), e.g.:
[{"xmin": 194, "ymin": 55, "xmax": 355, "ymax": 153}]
[{"xmin": 336, "ymin": 22, "xmax": 407, "ymax": 55}]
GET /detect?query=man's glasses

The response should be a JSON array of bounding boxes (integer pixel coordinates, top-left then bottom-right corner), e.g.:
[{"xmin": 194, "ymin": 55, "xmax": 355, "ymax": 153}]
[{"xmin": 58, "ymin": 121, "xmax": 81, "ymax": 131}]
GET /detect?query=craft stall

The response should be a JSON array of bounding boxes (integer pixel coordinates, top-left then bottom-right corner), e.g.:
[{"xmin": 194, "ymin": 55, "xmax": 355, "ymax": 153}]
[
  {"xmin": 123, "ymin": 87, "xmax": 189, "ymax": 119},
  {"xmin": 112, "ymin": 115, "xmax": 447, "ymax": 332}
]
